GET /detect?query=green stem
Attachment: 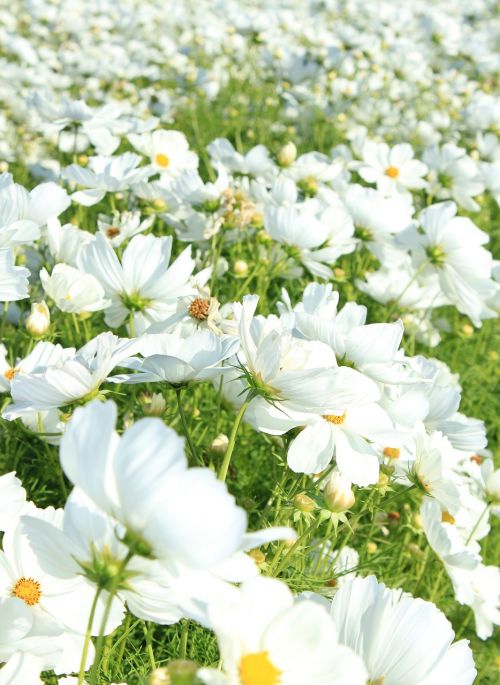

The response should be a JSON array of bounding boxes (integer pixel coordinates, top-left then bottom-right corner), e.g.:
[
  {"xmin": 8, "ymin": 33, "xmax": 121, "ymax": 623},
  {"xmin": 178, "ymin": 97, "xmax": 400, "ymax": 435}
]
[
  {"xmin": 175, "ymin": 387, "xmax": 200, "ymax": 464},
  {"xmin": 179, "ymin": 619, "xmax": 189, "ymax": 659},
  {"xmin": 273, "ymin": 517, "xmax": 321, "ymax": 576},
  {"xmin": 78, "ymin": 586, "xmax": 102, "ymax": 685},
  {"xmin": 465, "ymin": 503, "xmax": 489, "ymax": 545},
  {"xmin": 90, "ymin": 551, "xmax": 133, "ymax": 685},
  {"xmin": 218, "ymin": 399, "xmax": 250, "ymax": 482},
  {"xmin": 143, "ymin": 621, "xmax": 156, "ymax": 671}
]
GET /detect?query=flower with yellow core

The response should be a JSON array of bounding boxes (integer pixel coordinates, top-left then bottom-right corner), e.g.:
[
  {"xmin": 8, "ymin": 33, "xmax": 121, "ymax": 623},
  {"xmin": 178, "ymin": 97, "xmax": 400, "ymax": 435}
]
[
  {"xmin": 198, "ymin": 576, "xmax": 367, "ymax": 685},
  {"xmin": 239, "ymin": 652, "xmax": 282, "ymax": 685},
  {"xmin": 11, "ymin": 577, "xmax": 42, "ymax": 606}
]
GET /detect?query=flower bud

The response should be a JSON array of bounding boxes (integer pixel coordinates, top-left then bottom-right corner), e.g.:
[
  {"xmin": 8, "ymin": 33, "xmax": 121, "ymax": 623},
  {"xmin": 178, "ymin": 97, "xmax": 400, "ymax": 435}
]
[
  {"xmin": 167, "ymin": 660, "xmax": 199, "ymax": 685},
  {"xmin": 25, "ymin": 301, "xmax": 50, "ymax": 337},
  {"xmin": 210, "ymin": 433, "xmax": 229, "ymax": 455},
  {"xmin": 366, "ymin": 542, "xmax": 378, "ymax": 554},
  {"xmin": 233, "ymin": 259, "xmax": 249, "ymax": 277},
  {"xmin": 148, "ymin": 668, "xmax": 171, "ymax": 685},
  {"xmin": 277, "ymin": 141, "xmax": 297, "ymax": 167},
  {"xmin": 323, "ymin": 472, "xmax": 355, "ymax": 513},
  {"xmin": 485, "ymin": 468, "xmax": 500, "ymax": 503},
  {"xmin": 140, "ymin": 392, "xmax": 166, "ymax": 417},
  {"xmin": 294, "ymin": 492, "xmax": 316, "ymax": 512}
]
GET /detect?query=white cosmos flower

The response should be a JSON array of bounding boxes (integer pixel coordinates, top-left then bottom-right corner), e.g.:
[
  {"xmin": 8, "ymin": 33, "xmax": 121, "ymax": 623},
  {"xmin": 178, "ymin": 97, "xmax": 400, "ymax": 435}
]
[
  {"xmin": 356, "ymin": 141, "xmax": 428, "ymax": 195},
  {"xmin": 411, "ymin": 430, "xmax": 461, "ymax": 514},
  {"xmin": 0, "ymin": 249, "xmax": 29, "ymax": 302},
  {"xmin": 129, "ymin": 129, "xmax": 198, "ymax": 176},
  {"xmin": 287, "ymin": 282, "xmax": 407, "ymax": 383},
  {"xmin": 63, "ymin": 153, "xmax": 153, "ymax": 206},
  {"xmin": 198, "ymin": 576, "xmax": 367, "ymax": 685},
  {"xmin": 97, "ymin": 210, "xmax": 154, "ymax": 247},
  {"xmin": 46, "ymin": 218, "xmax": 94, "ymax": 266},
  {"xmin": 330, "ymin": 575, "xmax": 476, "ymax": 685},
  {"xmin": 3, "ymin": 332, "xmax": 138, "ymax": 419},
  {"xmin": 420, "ymin": 499, "xmax": 481, "ymax": 574},
  {"xmin": 413, "ymin": 201, "xmax": 498, "ymax": 326},
  {"xmin": 78, "ymin": 232, "xmax": 196, "ymax": 334},
  {"xmin": 40, "ymin": 263, "xmax": 110, "ymax": 314},
  {"xmin": 0, "ymin": 472, "xmax": 26, "ymax": 533},
  {"xmin": 423, "ymin": 144, "xmax": 484, "ymax": 212},
  {"xmin": 0, "ymin": 507, "xmax": 123, "ymax": 638},
  {"xmin": 444, "ymin": 563, "xmax": 500, "ymax": 640},
  {"xmin": 109, "ymin": 329, "xmax": 239, "ymax": 387},
  {"xmin": 58, "ymin": 400, "xmax": 295, "ymax": 568},
  {"xmin": 0, "ymin": 179, "xmax": 70, "ymax": 248}
]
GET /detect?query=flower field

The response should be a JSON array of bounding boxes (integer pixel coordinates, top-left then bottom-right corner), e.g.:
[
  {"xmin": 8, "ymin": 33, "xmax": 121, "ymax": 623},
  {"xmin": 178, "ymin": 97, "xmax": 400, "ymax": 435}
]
[{"xmin": 0, "ymin": 1, "xmax": 499, "ymax": 684}]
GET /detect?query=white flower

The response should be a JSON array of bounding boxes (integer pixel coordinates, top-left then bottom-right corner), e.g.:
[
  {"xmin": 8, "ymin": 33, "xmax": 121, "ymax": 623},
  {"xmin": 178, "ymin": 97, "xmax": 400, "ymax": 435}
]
[
  {"xmin": 58, "ymin": 400, "xmax": 295, "ymax": 568},
  {"xmin": 423, "ymin": 144, "xmax": 484, "ymax": 212},
  {"xmin": 78, "ymin": 233, "xmax": 196, "ymax": 334},
  {"xmin": 109, "ymin": 329, "xmax": 239, "ymax": 387},
  {"xmin": 198, "ymin": 576, "xmax": 367, "ymax": 685},
  {"xmin": 0, "ymin": 249, "xmax": 29, "ymax": 302},
  {"xmin": 411, "ymin": 430, "xmax": 461, "ymax": 514},
  {"xmin": 129, "ymin": 129, "xmax": 198, "ymax": 176},
  {"xmin": 414, "ymin": 201, "xmax": 498, "ymax": 326},
  {"xmin": 356, "ymin": 141, "xmax": 428, "ymax": 194},
  {"xmin": 3, "ymin": 332, "xmax": 138, "ymax": 418},
  {"xmin": 97, "ymin": 210, "xmax": 154, "ymax": 247},
  {"xmin": 63, "ymin": 153, "xmax": 153, "ymax": 206},
  {"xmin": 330, "ymin": 575, "xmax": 476, "ymax": 685},
  {"xmin": 40, "ymin": 263, "xmax": 110, "ymax": 314},
  {"xmin": 0, "ymin": 472, "xmax": 26, "ymax": 533}
]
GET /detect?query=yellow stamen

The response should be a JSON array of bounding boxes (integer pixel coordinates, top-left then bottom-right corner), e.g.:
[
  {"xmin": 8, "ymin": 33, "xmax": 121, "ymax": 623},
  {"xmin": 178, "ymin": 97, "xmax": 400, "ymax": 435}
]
[
  {"xmin": 4, "ymin": 367, "xmax": 19, "ymax": 381},
  {"xmin": 441, "ymin": 511, "xmax": 456, "ymax": 525},
  {"xmin": 155, "ymin": 153, "xmax": 170, "ymax": 168},
  {"xmin": 188, "ymin": 298, "xmax": 210, "ymax": 320},
  {"xmin": 383, "ymin": 447, "xmax": 400, "ymax": 460},
  {"xmin": 323, "ymin": 413, "xmax": 346, "ymax": 425},
  {"xmin": 12, "ymin": 577, "xmax": 42, "ymax": 606},
  {"xmin": 239, "ymin": 651, "xmax": 282, "ymax": 685},
  {"xmin": 385, "ymin": 166, "xmax": 399, "ymax": 178}
]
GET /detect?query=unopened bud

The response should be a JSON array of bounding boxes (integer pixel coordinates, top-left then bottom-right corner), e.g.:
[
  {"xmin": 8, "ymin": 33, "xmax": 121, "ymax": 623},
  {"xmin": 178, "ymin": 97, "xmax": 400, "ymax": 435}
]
[
  {"xmin": 26, "ymin": 301, "xmax": 50, "ymax": 337},
  {"xmin": 462, "ymin": 324, "xmax": 474, "ymax": 337},
  {"xmin": 233, "ymin": 259, "xmax": 249, "ymax": 277},
  {"xmin": 323, "ymin": 472, "xmax": 355, "ymax": 513},
  {"xmin": 248, "ymin": 549, "xmax": 266, "ymax": 566},
  {"xmin": 211, "ymin": 433, "xmax": 229, "ymax": 455},
  {"xmin": 153, "ymin": 198, "xmax": 167, "ymax": 211},
  {"xmin": 277, "ymin": 141, "xmax": 297, "ymax": 167},
  {"xmin": 140, "ymin": 392, "xmax": 166, "ymax": 417},
  {"xmin": 148, "ymin": 668, "xmax": 171, "ymax": 685},
  {"xmin": 485, "ymin": 468, "xmax": 500, "ymax": 503},
  {"xmin": 366, "ymin": 542, "xmax": 378, "ymax": 554},
  {"xmin": 294, "ymin": 492, "xmax": 316, "ymax": 512},
  {"xmin": 167, "ymin": 660, "xmax": 199, "ymax": 685}
]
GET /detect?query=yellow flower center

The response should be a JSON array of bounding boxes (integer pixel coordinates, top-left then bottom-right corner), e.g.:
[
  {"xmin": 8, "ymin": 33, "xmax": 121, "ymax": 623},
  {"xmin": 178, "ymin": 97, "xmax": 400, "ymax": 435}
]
[
  {"xmin": 239, "ymin": 651, "xmax": 282, "ymax": 685},
  {"xmin": 441, "ymin": 511, "xmax": 456, "ymax": 525},
  {"xmin": 4, "ymin": 367, "xmax": 19, "ymax": 381},
  {"xmin": 383, "ymin": 447, "xmax": 400, "ymax": 460},
  {"xmin": 385, "ymin": 166, "xmax": 399, "ymax": 178},
  {"xmin": 323, "ymin": 413, "xmax": 346, "ymax": 425},
  {"xmin": 188, "ymin": 297, "xmax": 211, "ymax": 320},
  {"xmin": 155, "ymin": 153, "xmax": 170, "ymax": 168},
  {"xmin": 12, "ymin": 577, "xmax": 42, "ymax": 606}
]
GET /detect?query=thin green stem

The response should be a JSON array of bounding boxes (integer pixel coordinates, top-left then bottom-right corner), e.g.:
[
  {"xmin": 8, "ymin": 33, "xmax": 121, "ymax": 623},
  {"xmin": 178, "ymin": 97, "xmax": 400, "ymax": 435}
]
[
  {"xmin": 90, "ymin": 550, "xmax": 133, "ymax": 685},
  {"xmin": 143, "ymin": 621, "xmax": 156, "ymax": 671},
  {"xmin": 78, "ymin": 586, "xmax": 102, "ymax": 685},
  {"xmin": 274, "ymin": 517, "xmax": 321, "ymax": 576},
  {"xmin": 218, "ymin": 398, "xmax": 250, "ymax": 482},
  {"xmin": 175, "ymin": 387, "xmax": 200, "ymax": 464},
  {"xmin": 179, "ymin": 619, "xmax": 189, "ymax": 659}
]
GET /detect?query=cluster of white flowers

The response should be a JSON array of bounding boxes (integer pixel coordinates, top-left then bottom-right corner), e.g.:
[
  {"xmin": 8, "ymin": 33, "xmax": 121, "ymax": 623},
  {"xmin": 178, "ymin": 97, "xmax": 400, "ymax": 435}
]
[{"xmin": 0, "ymin": 0, "xmax": 499, "ymax": 683}]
